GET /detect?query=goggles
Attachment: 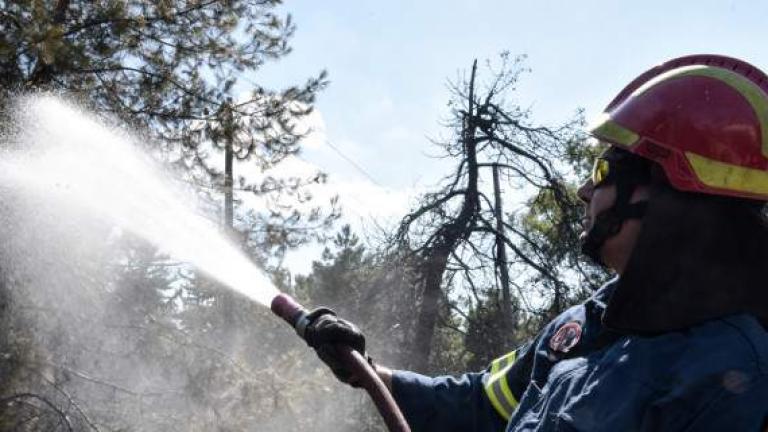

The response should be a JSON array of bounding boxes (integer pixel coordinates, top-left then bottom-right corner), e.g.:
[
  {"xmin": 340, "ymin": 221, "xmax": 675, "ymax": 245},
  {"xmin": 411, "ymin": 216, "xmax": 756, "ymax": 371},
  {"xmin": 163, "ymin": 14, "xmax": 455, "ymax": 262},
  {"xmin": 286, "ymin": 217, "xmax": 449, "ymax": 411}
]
[
  {"xmin": 591, "ymin": 157, "xmax": 611, "ymax": 188},
  {"xmin": 591, "ymin": 150, "xmax": 652, "ymax": 189}
]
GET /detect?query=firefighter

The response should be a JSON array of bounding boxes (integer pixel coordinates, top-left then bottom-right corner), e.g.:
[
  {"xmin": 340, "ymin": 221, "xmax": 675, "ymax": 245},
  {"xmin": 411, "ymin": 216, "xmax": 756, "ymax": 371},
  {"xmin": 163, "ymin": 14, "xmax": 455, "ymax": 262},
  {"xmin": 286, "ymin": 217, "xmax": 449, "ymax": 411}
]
[{"xmin": 304, "ymin": 55, "xmax": 768, "ymax": 431}]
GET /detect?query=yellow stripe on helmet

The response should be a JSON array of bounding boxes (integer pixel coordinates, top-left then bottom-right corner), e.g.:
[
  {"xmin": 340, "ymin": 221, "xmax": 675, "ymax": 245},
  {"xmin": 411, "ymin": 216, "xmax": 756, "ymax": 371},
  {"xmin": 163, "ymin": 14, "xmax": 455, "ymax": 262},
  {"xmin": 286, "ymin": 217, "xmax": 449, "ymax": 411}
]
[
  {"xmin": 686, "ymin": 152, "xmax": 768, "ymax": 197},
  {"xmin": 589, "ymin": 114, "xmax": 640, "ymax": 148}
]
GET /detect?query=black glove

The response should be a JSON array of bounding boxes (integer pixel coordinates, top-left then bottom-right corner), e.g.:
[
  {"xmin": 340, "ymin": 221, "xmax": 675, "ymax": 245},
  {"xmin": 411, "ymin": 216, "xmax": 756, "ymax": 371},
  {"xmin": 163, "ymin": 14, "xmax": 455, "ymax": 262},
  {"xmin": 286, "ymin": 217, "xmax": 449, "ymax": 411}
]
[{"xmin": 304, "ymin": 307, "xmax": 369, "ymax": 386}]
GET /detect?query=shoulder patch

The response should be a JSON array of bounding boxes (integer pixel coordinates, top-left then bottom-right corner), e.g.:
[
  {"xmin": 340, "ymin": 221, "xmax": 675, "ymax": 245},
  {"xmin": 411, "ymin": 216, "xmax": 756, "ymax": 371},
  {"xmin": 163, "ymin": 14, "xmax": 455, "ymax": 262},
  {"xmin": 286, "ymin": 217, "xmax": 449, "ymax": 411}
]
[{"xmin": 549, "ymin": 321, "xmax": 583, "ymax": 354}]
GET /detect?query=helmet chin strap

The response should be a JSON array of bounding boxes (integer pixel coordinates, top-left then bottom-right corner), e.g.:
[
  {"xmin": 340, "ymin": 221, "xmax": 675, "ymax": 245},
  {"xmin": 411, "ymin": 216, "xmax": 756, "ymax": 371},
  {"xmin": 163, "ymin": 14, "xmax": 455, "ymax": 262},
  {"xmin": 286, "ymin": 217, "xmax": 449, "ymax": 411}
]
[{"xmin": 581, "ymin": 180, "xmax": 648, "ymax": 266}]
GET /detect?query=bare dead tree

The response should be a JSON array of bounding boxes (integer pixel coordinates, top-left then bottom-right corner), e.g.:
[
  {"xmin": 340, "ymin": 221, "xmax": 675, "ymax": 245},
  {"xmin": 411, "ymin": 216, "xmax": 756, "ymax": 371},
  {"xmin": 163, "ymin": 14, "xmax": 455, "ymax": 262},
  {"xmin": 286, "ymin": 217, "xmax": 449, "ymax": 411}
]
[{"xmin": 396, "ymin": 54, "xmax": 603, "ymax": 371}]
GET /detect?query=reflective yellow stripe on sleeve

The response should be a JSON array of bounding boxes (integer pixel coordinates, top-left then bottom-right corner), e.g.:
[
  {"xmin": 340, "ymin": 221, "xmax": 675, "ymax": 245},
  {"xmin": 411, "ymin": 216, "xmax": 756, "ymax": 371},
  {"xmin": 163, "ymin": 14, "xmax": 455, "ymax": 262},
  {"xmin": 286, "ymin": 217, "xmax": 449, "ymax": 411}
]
[{"xmin": 482, "ymin": 350, "xmax": 520, "ymax": 420}]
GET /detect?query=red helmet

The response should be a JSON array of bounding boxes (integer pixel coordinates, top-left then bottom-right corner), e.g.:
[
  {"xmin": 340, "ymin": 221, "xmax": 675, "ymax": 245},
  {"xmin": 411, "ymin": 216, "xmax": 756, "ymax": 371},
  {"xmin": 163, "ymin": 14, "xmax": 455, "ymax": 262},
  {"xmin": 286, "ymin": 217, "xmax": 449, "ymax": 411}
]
[{"xmin": 590, "ymin": 54, "xmax": 768, "ymax": 201}]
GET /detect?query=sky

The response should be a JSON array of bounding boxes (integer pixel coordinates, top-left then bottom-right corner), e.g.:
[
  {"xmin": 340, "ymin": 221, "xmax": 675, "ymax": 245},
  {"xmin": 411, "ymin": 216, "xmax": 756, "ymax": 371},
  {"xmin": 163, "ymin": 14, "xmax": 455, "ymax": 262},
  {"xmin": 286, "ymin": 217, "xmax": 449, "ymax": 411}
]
[{"xmin": 247, "ymin": 0, "xmax": 768, "ymax": 274}]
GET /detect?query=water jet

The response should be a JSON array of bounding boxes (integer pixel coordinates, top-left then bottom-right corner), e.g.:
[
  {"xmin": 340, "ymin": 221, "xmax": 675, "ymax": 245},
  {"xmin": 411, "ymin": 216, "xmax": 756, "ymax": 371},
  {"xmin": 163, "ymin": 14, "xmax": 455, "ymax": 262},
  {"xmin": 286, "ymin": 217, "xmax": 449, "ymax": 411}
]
[{"xmin": 1, "ymin": 94, "xmax": 409, "ymax": 432}]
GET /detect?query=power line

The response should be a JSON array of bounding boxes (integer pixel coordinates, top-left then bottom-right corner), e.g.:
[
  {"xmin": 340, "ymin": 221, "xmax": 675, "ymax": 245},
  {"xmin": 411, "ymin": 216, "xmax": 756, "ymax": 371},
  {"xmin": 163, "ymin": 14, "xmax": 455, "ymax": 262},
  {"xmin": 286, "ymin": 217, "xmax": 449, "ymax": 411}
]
[
  {"xmin": 296, "ymin": 139, "xmax": 400, "ymax": 227},
  {"xmin": 323, "ymin": 139, "xmax": 385, "ymax": 188},
  {"xmin": 290, "ymin": 151, "xmax": 402, "ymax": 238},
  {"xmin": 292, "ymin": 153, "xmax": 388, "ymax": 224}
]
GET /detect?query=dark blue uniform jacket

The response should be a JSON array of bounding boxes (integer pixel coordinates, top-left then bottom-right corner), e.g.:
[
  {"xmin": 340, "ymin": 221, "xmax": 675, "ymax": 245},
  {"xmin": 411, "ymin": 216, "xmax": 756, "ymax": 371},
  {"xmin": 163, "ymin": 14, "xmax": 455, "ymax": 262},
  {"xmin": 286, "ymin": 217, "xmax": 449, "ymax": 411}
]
[{"xmin": 392, "ymin": 281, "xmax": 768, "ymax": 431}]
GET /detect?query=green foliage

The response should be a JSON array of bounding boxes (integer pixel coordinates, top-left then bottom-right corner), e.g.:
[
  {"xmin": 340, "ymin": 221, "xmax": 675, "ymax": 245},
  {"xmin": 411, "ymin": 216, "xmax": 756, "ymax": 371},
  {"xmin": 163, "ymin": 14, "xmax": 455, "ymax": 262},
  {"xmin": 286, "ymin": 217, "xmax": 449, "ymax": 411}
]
[
  {"xmin": 0, "ymin": 220, "xmax": 350, "ymax": 430},
  {"xmin": 295, "ymin": 225, "xmax": 423, "ymax": 431},
  {"xmin": 0, "ymin": 2, "xmax": 343, "ymax": 430},
  {"xmin": 463, "ymin": 299, "xmax": 518, "ymax": 371},
  {"xmin": 297, "ymin": 225, "xmax": 419, "ymax": 365},
  {"xmin": 304, "ymin": 225, "xmax": 370, "ymax": 313},
  {"xmin": 563, "ymin": 136, "xmax": 608, "ymax": 181},
  {"xmin": 1, "ymin": 0, "xmax": 337, "ymax": 260},
  {"xmin": 1, "ymin": 0, "xmax": 325, "ymax": 144}
]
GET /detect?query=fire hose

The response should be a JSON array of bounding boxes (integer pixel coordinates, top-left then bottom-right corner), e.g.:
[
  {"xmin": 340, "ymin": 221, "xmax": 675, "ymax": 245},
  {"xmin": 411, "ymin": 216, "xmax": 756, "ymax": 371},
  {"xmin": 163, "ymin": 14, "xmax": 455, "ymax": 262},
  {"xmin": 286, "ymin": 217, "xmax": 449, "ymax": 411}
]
[{"xmin": 271, "ymin": 293, "xmax": 411, "ymax": 432}]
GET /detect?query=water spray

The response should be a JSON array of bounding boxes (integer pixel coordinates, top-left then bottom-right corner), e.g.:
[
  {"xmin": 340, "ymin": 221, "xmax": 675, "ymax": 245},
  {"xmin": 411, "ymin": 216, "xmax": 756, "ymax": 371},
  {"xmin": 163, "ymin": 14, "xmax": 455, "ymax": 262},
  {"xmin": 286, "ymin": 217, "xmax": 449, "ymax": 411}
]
[
  {"xmin": 271, "ymin": 294, "xmax": 411, "ymax": 432},
  {"xmin": 3, "ymin": 95, "xmax": 411, "ymax": 431}
]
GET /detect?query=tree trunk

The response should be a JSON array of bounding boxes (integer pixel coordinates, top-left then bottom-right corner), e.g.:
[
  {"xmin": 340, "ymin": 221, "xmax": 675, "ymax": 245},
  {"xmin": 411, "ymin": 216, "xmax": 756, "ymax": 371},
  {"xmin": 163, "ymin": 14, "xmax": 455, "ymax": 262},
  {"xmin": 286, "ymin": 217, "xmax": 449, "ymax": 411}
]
[
  {"xmin": 410, "ymin": 60, "xmax": 480, "ymax": 372},
  {"xmin": 220, "ymin": 106, "xmax": 236, "ymax": 344},
  {"xmin": 410, "ymin": 253, "xmax": 449, "ymax": 372},
  {"xmin": 224, "ymin": 128, "xmax": 234, "ymax": 230},
  {"xmin": 493, "ymin": 164, "xmax": 513, "ymax": 334}
]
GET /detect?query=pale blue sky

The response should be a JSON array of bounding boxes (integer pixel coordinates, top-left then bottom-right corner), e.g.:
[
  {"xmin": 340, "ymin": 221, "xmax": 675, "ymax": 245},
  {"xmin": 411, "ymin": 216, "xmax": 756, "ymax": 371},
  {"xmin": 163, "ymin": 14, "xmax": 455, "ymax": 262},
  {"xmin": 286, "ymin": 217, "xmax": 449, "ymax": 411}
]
[{"xmin": 250, "ymin": 0, "xmax": 768, "ymax": 272}]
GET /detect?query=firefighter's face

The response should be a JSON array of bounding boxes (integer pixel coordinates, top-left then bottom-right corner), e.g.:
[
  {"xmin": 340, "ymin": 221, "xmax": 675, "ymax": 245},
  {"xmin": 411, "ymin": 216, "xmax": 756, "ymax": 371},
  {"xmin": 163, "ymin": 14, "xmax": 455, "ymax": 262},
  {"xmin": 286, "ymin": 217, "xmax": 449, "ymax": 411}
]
[{"xmin": 577, "ymin": 179, "xmax": 649, "ymax": 274}]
